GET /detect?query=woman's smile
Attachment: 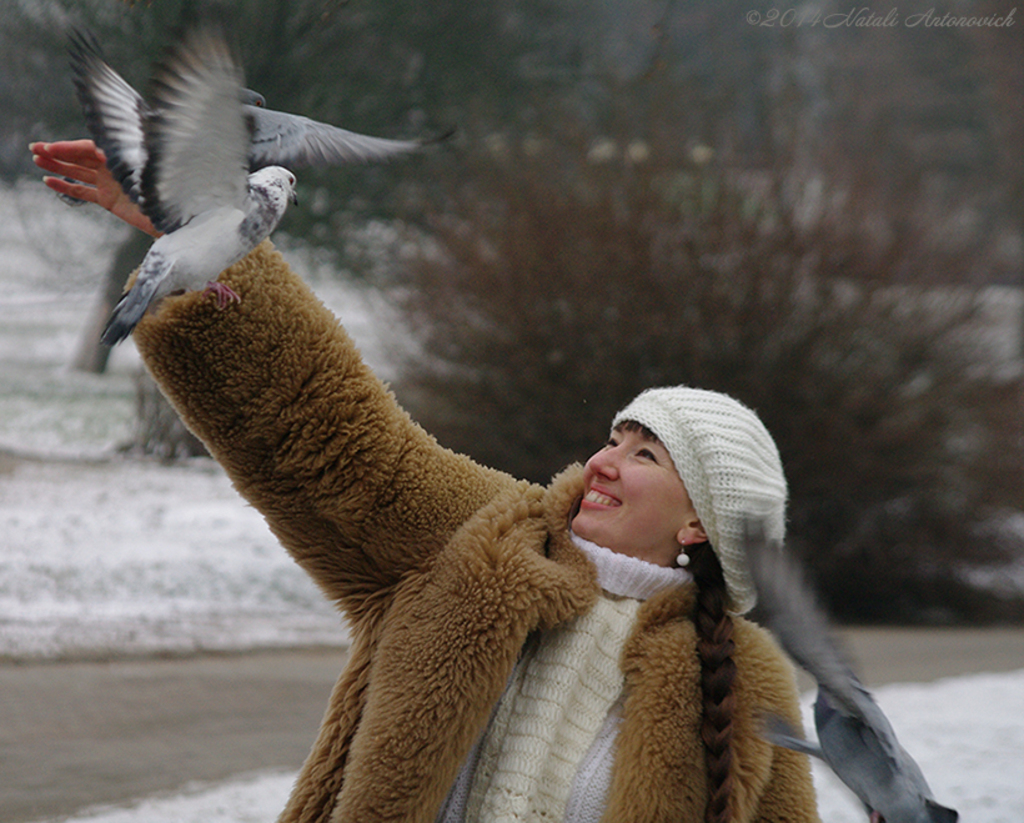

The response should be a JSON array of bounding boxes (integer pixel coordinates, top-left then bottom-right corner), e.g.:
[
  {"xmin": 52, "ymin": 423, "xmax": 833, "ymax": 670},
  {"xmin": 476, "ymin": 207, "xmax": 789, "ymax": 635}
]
[{"xmin": 572, "ymin": 427, "xmax": 703, "ymax": 567}]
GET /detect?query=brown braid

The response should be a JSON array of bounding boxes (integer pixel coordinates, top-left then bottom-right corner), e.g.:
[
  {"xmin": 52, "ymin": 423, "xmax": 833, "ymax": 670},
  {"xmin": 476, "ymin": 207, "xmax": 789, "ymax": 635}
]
[
  {"xmin": 689, "ymin": 540, "xmax": 737, "ymax": 823},
  {"xmin": 616, "ymin": 419, "xmax": 738, "ymax": 819}
]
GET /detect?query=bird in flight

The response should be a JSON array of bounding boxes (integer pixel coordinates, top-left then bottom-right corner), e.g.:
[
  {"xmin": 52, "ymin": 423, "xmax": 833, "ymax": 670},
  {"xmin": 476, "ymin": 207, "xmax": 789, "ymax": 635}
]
[
  {"xmin": 744, "ymin": 522, "xmax": 959, "ymax": 823},
  {"xmin": 93, "ymin": 25, "xmax": 298, "ymax": 346},
  {"xmin": 68, "ymin": 28, "xmax": 439, "ymax": 215}
]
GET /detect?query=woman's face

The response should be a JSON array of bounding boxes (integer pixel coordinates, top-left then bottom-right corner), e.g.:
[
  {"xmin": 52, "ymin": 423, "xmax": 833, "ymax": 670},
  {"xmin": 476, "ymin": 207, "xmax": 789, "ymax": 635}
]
[{"xmin": 572, "ymin": 426, "xmax": 705, "ymax": 567}]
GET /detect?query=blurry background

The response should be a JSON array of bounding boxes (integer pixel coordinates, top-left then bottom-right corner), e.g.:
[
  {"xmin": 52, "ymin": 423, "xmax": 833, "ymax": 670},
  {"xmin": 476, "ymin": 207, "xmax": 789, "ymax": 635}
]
[{"xmin": 2, "ymin": 0, "xmax": 1021, "ymax": 626}]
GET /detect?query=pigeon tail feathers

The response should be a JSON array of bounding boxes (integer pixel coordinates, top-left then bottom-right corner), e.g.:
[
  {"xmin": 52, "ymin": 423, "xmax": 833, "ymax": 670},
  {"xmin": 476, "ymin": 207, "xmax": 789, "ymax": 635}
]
[
  {"xmin": 925, "ymin": 800, "xmax": 960, "ymax": 823},
  {"xmin": 759, "ymin": 712, "xmax": 825, "ymax": 760},
  {"xmin": 100, "ymin": 258, "xmax": 170, "ymax": 346}
]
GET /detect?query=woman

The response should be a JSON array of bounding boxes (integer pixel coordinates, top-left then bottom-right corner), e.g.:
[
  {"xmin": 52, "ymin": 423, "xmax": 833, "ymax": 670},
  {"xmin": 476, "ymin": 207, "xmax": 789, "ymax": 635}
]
[{"xmin": 32, "ymin": 140, "xmax": 819, "ymax": 823}]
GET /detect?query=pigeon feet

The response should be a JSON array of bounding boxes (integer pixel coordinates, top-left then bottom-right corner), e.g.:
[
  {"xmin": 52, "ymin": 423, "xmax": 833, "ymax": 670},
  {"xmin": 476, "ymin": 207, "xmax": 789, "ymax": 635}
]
[{"xmin": 203, "ymin": 281, "xmax": 241, "ymax": 309}]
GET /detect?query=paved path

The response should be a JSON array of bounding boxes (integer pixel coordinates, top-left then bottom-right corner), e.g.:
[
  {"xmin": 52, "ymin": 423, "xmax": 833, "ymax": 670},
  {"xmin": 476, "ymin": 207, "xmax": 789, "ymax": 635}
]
[
  {"xmin": 2, "ymin": 648, "xmax": 347, "ymax": 823},
  {"xmin": 3, "ymin": 627, "xmax": 1024, "ymax": 822}
]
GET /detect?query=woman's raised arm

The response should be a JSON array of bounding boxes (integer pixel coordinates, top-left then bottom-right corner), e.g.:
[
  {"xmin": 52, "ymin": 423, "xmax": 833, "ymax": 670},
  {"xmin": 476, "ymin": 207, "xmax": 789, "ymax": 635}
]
[{"xmin": 32, "ymin": 140, "xmax": 517, "ymax": 613}]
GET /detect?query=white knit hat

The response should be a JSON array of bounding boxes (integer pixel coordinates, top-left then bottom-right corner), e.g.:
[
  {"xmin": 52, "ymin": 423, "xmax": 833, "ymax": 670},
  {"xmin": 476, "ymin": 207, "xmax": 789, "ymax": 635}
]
[{"xmin": 612, "ymin": 387, "xmax": 787, "ymax": 614}]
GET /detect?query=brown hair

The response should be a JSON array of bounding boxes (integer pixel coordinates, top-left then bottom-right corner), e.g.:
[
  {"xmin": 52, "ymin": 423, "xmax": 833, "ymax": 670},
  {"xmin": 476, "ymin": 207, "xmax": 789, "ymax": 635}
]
[
  {"xmin": 614, "ymin": 419, "xmax": 658, "ymax": 441},
  {"xmin": 688, "ymin": 540, "xmax": 736, "ymax": 823},
  {"xmin": 617, "ymin": 418, "xmax": 736, "ymax": 820}
]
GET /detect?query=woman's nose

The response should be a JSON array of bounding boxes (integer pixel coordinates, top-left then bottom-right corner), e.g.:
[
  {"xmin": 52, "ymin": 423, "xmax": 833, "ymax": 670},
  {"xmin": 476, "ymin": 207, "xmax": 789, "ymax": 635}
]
[{"xmin": 586, "ymin": 446, "xmax": 619, "ymax": 478}]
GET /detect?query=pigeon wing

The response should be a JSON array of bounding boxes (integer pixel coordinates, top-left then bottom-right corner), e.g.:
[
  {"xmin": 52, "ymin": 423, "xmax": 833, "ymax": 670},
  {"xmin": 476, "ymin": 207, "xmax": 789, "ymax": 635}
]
[
  {"xmin": 247, "ymin": 106, "xmax": 425, "ymax": 170},
  {"xmin": 141, "ymin": 27, "xmax": 252, "ymax": 234},
  {"xmin": 68, "ymin": 30, "xmax": 149, "ymax": 204},
  {"xmin": 745, "ymin": 521, "xmax": 865, "ymax": 717},
  {"xmin": 747, "ymin": 522, "xmax": 957, "ymax": 820}
]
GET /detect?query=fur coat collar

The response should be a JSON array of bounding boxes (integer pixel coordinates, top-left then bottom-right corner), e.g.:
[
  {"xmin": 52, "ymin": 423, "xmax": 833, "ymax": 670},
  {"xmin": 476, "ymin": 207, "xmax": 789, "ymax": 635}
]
[
  {"xmin": 278, "ymin": 466, "xmax": 815, "ymax": 823},
  {"xmin": 132, "ymin": 243, "xmax": 817, "ymax": 823}
]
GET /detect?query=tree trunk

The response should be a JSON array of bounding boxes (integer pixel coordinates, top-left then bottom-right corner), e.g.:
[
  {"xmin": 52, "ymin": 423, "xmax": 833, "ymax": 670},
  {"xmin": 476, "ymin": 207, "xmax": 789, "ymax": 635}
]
[
  {"xmin": 73, "ymin": 231, "xmax": 151, "ymax": 373},
  {"xmin": 130, "ymin": 370, "xmax": 209, "ymax": 459}
]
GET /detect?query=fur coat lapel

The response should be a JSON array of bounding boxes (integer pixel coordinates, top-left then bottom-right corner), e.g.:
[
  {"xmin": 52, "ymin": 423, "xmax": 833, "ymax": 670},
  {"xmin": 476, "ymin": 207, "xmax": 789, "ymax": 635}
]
[
  {"xmin": 278, "ymin": 464, "xmax": 810, "ymax": 823},
  {"xmin": 282, "ymin": 469, "xmax": 600, "ymax": 822},
  {"xmin": 605, "ymin": 581, "xmax": 813, "ymax": 822}
]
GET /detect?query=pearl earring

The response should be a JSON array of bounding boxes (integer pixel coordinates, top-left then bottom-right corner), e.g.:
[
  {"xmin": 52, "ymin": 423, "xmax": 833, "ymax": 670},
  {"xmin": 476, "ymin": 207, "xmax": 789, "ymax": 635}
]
[{"xmin": 677, "ymin": 537, "xmax": 691, "ymax": 568}]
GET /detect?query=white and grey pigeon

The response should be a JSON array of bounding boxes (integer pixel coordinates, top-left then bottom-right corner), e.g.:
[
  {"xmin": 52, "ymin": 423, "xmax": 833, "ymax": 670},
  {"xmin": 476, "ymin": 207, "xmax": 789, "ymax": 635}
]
[
  {"xmin": 744, "ymin": 523, "xmax": 958, "ymax": 823},
  {"xmin": 96, "ymin": 26, "xmax": 297, "ymax": 346},
  {"xmin": 68, "ymin": 28, "xmax": 437, "ymax": 215}
]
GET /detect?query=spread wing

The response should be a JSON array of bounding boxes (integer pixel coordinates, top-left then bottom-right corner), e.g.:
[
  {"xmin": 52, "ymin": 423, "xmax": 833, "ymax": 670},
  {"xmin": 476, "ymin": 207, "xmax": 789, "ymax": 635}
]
[
  {"xmin": 247, "ymin": 106, "xmax": 426, "ymax": 170},
  {"xmin": 68, "ymin": 29, "xmax": 149, "ymax": 204},
  {"xmin": 744, "ymin": 521, "xmax": 864, "ymax": 715},
  {"xmin": 745, "ymin": 521, "xmax": 956, "ymax": 819},
  {"xmin": 141, "ymin": 26, "xmax": 252, "ymax": 234}
]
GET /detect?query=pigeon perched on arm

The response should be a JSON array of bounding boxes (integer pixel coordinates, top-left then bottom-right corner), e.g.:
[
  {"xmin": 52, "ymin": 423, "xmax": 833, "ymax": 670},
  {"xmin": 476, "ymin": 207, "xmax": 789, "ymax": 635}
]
[
  {"xmin": 744, "ymin": 523, "xmax": 959, "ymax": 823},
  {"xmin": 96, "ymin": 26, "xmax": 297, "ymax": 346}
]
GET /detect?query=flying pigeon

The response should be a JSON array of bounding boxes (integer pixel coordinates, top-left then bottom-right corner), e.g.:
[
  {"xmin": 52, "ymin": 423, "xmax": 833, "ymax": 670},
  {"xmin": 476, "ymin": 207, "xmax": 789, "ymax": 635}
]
[
  {"xmin": 97, "ymin": 26, "xmax": 297, "ymax": 346},
  {"xmin": 68, "ymin": 28, "xmax": 436, "ymax": 214},
  {"xmin": 744, "ymin": 523, "xmax": 959, "ymax": 823}
]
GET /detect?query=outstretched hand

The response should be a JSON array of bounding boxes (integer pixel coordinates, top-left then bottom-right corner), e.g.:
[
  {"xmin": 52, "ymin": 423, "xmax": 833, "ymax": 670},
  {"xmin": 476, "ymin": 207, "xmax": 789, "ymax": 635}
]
[{"xmin": 30, "ymin": 140, "xmax": 160, "ymax": 238}]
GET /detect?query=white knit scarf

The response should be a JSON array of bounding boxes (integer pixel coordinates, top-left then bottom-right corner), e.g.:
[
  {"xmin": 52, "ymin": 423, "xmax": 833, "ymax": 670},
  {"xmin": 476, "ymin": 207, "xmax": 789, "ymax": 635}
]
[{"xmin": 456, "ymin": 535, "xmax": 691, "ymax": 823}]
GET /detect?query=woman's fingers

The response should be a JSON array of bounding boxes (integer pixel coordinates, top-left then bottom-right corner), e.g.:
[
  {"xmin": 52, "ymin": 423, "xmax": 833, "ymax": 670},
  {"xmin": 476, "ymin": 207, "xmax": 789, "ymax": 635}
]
[
  {"xmin": 30, "ymin": 139, "xmax": 160, "ymax": 237},
  {"xmin": 42, "ymin": 176, "xmax": 100, "ymax": 205},
  {"xmin": 30, "ymin": 139, "xmax": 107, "ymax": 168}
]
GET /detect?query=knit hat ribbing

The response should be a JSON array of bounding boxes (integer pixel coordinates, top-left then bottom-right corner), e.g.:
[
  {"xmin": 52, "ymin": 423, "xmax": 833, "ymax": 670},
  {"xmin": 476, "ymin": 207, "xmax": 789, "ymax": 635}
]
[{"xmin": 611, "ymin": 387, "xmax": 787, "ymax": 614}]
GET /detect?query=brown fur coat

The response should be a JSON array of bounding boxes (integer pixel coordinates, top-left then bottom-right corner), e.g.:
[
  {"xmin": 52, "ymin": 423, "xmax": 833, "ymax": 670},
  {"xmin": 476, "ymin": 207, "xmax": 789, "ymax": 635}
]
[{"xmin": 133, "ymin": 242, "xmax": 819, "ymax": 823}]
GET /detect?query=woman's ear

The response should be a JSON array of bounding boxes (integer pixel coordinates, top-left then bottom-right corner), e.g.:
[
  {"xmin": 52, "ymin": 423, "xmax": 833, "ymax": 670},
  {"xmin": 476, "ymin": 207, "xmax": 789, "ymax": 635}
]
[{"xmin": 677, "ymin": 514, "xmax": 707, "ymax": 546}]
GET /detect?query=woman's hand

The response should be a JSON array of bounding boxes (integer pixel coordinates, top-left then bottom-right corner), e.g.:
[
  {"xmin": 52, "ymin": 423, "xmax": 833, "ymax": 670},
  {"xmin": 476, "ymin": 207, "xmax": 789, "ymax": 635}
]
[{"xmin": 30, "ymin": 140, "xmax": 160, "ymax": 238}]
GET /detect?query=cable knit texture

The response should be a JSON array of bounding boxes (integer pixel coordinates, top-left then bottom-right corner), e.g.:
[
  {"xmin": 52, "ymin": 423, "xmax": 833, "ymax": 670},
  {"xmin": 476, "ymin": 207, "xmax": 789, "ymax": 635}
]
[
  {"xmin": 456, "ymin": 537, "xmax": 688, "ymax": 822},
  {"xmin": 130, "ymin": 242, "xmax": 819, "ymax": 823},
  {"xmin": 438, "ymin": 538, "xmax": 688, "ymax": 823},
  {"xmin": 466, "ymin": 594, "xmax": 639, "ymax": 822},
  {"xmin": 613, "ymin": 387, "xmax": 788, "ymax": 614}
]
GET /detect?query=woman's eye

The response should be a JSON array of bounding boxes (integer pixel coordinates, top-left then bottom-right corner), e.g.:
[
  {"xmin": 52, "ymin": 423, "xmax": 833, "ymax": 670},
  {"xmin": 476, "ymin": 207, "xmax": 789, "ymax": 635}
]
[{"xmin": 637, "ymin": 448, "xmax": 657, "ymax": 461}]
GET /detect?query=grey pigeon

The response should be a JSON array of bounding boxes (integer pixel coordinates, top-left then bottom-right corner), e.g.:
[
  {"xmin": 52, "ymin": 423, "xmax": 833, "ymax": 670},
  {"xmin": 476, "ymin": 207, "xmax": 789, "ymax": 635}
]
[
  {"xmin": 68, "ymin": 29, "xmax": 434, "ymax": 214},
  {"xmin": 98, "ymin": 26, "xmax": 297, "ymax": 346},
  {"xmin": 744, "ymin": 523, "xmax": 958, "ymax": 823}
]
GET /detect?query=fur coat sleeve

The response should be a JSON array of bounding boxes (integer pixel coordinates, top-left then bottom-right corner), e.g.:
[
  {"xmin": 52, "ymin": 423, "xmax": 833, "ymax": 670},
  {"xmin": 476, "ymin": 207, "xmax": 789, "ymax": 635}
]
[
  {"xmin": 132, "ymin": 240, "xmax": 519, "ymax": 614},
  {"xmin": 130, "ymin": 245, "xmax": 819, "ymax": 822}
]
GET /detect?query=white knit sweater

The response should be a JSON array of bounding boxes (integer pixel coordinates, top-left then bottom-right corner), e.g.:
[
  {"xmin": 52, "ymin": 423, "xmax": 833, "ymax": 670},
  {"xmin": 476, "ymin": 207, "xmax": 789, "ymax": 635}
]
[{"xmin": 435, "ymin": 535, "xmax": 691, "ymax": 823}]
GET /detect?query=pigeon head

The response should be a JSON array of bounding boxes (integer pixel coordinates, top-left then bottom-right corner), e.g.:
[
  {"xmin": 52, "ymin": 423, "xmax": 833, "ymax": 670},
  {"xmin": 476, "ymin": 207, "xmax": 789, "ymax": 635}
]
[
  {"xmin": 241, "ymin": 88, "xmax": 266, "ymax": 107},
  {"xmin": 249, "ymin": 165, "xmax": 299, "ymax": 209}
]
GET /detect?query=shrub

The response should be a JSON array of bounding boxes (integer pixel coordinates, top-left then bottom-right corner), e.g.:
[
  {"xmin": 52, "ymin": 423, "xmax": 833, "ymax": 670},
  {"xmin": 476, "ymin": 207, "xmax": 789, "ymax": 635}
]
[{"xmin": 391, "ymin": 139, "xmax": 1024, "ymax": 623}]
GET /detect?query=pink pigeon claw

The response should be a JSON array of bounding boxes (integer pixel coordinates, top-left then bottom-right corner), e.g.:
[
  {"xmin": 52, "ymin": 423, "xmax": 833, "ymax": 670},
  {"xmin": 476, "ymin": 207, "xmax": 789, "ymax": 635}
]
[{"xmin": 203, "ymin": 281, "xmax": 242, "ymax": 309}]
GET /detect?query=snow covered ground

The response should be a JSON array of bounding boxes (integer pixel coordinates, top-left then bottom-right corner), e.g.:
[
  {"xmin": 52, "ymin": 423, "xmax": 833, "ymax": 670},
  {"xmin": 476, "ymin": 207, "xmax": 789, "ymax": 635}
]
[
  {"xmin": 0, "ymin": 181, "xmax": 401, "ymax": 658},
  {"xmin": 4, "ymin": 182, "xmax": 1023, "ymax": 822},
  {"xmin": 24, "ymin": 669, "xmax": 1024, "ymax": 823},
  {"xmin": 0, "ymin": 456, "xmax": 350, "ymax": 658}
]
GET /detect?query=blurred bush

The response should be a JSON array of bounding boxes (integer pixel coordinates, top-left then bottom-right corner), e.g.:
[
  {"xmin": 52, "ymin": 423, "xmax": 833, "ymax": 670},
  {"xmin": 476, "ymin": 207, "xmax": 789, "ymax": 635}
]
[
  {"xmin": 390, "ymin": 132, "xmax": 1023, "ymax": 624},
  {"xmin": 5, "ymin": 0, "xmax": 1020, "ymax": 622}
]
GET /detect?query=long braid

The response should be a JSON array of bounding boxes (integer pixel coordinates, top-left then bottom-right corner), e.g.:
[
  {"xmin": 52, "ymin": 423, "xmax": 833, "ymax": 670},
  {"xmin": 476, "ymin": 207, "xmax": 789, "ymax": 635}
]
[
  {"xmin": 690, "ymin": 540, "xmax": 737, "ymax": 823},
  {"xmin": 616, "ymin": 420, "xmax": 739, "ymax": 819}
]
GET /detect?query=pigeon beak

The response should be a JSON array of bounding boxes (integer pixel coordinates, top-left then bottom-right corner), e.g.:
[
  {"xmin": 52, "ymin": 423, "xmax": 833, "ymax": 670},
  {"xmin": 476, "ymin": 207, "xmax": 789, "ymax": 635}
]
[{"xmin": 290, "ymin": 191, "xmax": 299, "ymax": 206}]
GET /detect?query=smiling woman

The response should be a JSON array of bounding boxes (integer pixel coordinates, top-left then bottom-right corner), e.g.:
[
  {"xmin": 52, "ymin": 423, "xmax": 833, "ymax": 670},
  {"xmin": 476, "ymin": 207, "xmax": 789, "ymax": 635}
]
[
  {"xmin": 574, "ymin": 424, "xmax": 706, "ymax": 567},
  {"xmin": 29, "ymin": 138, "xmax": 819, "ymax": 823}
]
